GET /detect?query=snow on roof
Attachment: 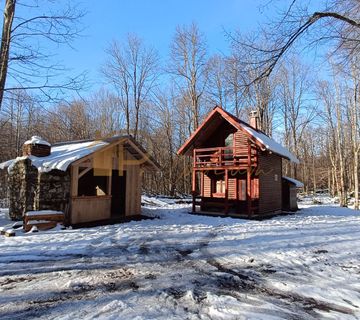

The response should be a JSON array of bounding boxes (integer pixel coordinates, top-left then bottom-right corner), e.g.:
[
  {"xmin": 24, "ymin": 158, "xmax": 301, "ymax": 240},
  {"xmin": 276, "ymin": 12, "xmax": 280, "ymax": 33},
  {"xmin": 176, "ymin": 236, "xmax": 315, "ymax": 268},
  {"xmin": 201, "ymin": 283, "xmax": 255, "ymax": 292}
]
[
  {"xmin": 282, "ymin": 176, "xmax": 304, "ymax": 188},
  {"xmin": 24, "ymin": 136, "xmax": 51, "ymax": 147},
  {"xmin": 0, "ymin": 140, "xmax": 108, "ymax": 173},
  {"xmin": 242, "ymin": 125, "xmax": 299, "ymax": 164}
]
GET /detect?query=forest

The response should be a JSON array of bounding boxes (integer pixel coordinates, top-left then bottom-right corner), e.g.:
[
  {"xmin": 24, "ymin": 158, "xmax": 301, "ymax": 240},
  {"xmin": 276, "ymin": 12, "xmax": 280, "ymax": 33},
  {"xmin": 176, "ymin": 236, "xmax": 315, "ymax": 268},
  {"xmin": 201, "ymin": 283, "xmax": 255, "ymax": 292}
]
[{"xmin": 0, "ymin": 0, "xmax": 359, "ymax": 208}]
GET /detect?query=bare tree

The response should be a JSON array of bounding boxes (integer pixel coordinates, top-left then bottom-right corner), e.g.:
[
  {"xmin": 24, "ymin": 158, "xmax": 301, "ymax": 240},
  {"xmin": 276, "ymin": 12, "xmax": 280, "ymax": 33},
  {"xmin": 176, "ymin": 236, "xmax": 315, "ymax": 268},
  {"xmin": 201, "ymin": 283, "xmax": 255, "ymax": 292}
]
[
  {"xmin": 278, "ymin": 57, "xmax": 317, "ymax": 177},
  {"xmin": 224, "ymin": 54, "xmax": 244, "ymax": 117},
  {"xmin": 169, "ymin": 22, "xmax": 208, "ymax": 131},
  {"xmin": 102, "ymin": 34, "xmax": 158, "ymax": 140},
  {"xmin": 229, "ymin": 40, "xmax": 278, "ymax": 134},
  {"xmin": 88, "ymin": 89, "xmax": 123, "ymax": 137},
  {"xmin": 206, "ymin": 54, "xmax": 228, "ymax": 108},
  {"xmin": 0, "ymin": 0, "xmax": 86, "ymax": 110},
  {"xmin": 232, "ymin": 0, "xmax": 360, "ymax": 83}
]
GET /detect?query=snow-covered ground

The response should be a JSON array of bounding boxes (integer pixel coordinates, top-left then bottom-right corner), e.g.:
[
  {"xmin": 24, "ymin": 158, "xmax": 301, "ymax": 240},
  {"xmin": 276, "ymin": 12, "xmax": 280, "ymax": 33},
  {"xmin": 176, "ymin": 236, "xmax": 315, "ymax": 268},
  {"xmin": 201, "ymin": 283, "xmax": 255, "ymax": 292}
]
[{"xmin": 0, "ymin": 196, "xmax": 360, "ymax": 319}]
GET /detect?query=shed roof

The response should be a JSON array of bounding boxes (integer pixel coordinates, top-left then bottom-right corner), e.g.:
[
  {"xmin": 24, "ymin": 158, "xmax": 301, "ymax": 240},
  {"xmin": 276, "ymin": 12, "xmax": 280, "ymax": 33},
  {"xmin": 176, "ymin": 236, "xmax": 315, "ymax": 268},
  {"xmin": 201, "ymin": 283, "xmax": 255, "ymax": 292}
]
[
  {"xmin": 177, "ymin": 106, "xmax": 299, "ymax": 164},
  {"xmin": 282, "ymin": 176, "xmax": 304, "ymax": 188},
  {"xmin": 0, "ymin": 135, "xmax": 160, "ymax": 173}
]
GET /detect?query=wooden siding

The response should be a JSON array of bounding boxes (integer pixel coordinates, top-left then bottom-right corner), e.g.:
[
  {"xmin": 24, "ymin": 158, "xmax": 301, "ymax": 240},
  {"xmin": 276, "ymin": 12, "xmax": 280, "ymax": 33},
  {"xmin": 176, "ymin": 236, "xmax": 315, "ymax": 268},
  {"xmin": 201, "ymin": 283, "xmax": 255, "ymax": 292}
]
[
  {"xmin": 258, "ymin": 153, "xmax": 282, "ymax": 214},
  {"xmin": 71, "ymin": 196, "xmax": 111, "ymax": 224}
]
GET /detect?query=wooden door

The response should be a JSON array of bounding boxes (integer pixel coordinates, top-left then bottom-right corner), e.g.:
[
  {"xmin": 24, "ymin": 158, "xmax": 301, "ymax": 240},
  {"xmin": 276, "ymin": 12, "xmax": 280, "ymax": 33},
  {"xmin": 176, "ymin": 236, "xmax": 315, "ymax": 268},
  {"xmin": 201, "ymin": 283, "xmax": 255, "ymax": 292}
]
[{"xmin": 111, "ymin": 170, "xmax": 126, "ymax": 216}]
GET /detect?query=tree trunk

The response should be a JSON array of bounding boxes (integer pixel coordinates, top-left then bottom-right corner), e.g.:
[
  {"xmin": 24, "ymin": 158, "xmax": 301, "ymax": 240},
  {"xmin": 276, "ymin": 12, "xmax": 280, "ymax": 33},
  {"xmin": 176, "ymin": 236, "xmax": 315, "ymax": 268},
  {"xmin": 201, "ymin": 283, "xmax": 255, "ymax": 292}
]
[{"xmin": 0, "ymin": 0, "xmax": 16, "ymax": 110}]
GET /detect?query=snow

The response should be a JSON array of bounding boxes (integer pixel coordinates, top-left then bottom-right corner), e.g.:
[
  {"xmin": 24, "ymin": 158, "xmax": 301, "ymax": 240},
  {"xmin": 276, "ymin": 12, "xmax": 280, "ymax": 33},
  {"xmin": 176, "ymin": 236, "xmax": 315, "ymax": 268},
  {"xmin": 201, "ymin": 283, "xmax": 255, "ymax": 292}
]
[
  {"xmin": 0, "ymin": 140, "xmax": 108, "ymax": 173},
  {"xmin": 27, "ymin": 220, "xmax": 57, "ymax": 225},
  {"xmin": 282, "ymin": 176, "xmax": 304, "ymax": 188},
  {"xmin": 242, "ymin": 125, "xmax": 299, "ymax": 164},
  {"xmin": 25, "ymin": 210, "xmax": 63, "ymax": 217},
  {"xmin": 0, "ymin": 196, "xmax": 359, "ymax": 319},
  {"xmin": 24, "ymin": 136, "xmax": 51, "ymax": 147},
  {"xmin": 0, "ymin": 158, "xmax": 16, "ymax": 170}
]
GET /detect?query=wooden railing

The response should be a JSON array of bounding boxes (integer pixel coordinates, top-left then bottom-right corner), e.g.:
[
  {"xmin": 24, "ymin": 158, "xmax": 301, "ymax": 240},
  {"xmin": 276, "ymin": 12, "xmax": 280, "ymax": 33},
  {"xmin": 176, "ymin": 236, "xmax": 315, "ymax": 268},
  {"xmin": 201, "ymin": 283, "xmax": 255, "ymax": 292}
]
[{"xmin": 193, "ymin": 147, "xmax": 257, "ymax": 168}]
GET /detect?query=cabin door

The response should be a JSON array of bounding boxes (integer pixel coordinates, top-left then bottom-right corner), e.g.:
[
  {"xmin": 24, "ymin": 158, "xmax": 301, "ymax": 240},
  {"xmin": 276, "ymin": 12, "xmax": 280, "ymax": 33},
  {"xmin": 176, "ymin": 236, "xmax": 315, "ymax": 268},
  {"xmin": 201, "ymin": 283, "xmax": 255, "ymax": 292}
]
[{"xmin": 111, "ymin": 170, "xmax": 126, "ymax": 217}]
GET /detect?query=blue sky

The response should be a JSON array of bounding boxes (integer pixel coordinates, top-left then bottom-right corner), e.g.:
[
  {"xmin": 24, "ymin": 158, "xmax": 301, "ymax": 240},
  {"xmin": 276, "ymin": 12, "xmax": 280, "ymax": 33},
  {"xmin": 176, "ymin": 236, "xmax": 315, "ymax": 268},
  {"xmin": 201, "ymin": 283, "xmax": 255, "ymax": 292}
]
[{"xmin": 58, "ymin": 0, "xmax": 274, "ymax": 90}]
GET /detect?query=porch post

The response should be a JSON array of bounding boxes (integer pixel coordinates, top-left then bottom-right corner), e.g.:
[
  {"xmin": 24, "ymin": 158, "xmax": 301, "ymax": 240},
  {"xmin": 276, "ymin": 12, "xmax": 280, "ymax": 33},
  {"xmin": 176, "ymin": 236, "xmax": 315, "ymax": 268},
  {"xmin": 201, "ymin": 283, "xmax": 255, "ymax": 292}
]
[
  {"xmin": 192, "ymin": 169, "xmax": 196, "ymax": 213},
  {"xmin": 200, "ymin": 170, "xmax": 204, "ymax": 197},
  {"xmin": 247, "ymin": 141, "xmax": 252, "ymax": 217},
  {"xmin": 225, "ymin": 169, "xmax": 229, "ymax": 214}
]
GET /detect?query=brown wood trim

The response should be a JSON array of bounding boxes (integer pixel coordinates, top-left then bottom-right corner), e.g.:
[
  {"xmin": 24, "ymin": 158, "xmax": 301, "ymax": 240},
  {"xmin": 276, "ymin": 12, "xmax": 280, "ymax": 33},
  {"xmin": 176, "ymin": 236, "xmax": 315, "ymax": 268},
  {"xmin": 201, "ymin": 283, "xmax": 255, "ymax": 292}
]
[{"xmin": 71, "ymin": 195, "xmax": 112, "ymax": 200}]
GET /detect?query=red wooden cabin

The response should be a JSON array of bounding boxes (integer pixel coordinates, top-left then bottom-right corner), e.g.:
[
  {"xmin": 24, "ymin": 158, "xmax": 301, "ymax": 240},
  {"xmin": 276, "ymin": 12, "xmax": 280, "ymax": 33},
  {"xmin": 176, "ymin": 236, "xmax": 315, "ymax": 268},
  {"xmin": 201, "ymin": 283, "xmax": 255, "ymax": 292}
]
[{"xmin": 177, "ymin": 106, "xmax": 299, "ymax": 218}]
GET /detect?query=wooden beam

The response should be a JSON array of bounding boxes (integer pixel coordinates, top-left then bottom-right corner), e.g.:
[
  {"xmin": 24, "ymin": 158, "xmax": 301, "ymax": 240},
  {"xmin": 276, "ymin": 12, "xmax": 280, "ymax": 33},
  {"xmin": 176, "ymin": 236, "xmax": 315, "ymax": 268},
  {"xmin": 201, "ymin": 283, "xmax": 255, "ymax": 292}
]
[
  {"xmin": 192, "ymin": 169, "xmax": 196, "ymax": 213},
  {"xmin": 225, "ymin": 169, "xmax": 229, "ymax": 214},
  {"xmin": 247, "ymin": 141, "xmax": 252, "ymax": 217},
  {"xmin": 107, "ymin": 174, "xmax": 112, "ymax": 196},
  {"xmin": 71, "ymin": 165, "xmax": 79, "ymax": 197},
  {"xmin": 235, "ymin": 173, "xmax": 238, "ymax": 201},
  {"xmin": 201, "ymin": 171, "xmax": 204, "ymax": 197},
  {"xmin": 78, "ymin": 166, "xmax": 92, "ymax": 179}
]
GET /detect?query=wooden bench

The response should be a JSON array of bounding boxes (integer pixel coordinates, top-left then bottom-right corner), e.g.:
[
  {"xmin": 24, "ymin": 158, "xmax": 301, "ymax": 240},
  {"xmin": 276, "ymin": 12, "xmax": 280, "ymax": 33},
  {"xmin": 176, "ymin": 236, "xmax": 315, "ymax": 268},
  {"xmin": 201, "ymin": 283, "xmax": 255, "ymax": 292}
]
[{"xmin": 24, "ymin": 211, "xmax": 64, "ymax": 232}]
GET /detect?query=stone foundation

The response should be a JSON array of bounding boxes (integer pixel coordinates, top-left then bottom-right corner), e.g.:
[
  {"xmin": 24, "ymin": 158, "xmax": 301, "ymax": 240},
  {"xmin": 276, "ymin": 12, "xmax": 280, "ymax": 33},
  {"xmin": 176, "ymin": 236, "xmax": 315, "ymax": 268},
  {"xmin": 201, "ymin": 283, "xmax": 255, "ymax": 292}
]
[{"xmin": 8, "ymin": 159, "xmax": 70, "ymax": 221}]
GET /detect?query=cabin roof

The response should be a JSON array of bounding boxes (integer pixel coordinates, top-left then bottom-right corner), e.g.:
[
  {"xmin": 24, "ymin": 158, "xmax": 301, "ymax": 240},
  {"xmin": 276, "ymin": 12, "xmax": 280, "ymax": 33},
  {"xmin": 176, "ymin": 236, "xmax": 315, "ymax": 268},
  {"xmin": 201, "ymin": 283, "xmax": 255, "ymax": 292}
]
[
  {"xmin": 0, "ymin": 135, "xmax": 160, "ymax": 173},
  {"xmin": 177, "ymin": 106, "xmax": 299, "ymax": 164}
]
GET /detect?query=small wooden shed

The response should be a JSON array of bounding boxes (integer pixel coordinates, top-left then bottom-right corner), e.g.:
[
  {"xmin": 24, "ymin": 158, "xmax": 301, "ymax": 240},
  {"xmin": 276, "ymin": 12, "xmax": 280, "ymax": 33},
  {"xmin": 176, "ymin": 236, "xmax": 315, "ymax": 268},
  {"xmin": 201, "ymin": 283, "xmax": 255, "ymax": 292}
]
[
  {"xmin": 0, "ymin": 135, "xmax": 159, "ymax": 225},
  {"xmin": 282, "ymin": 176, "xmax": 303, "ymax": 211},
  {"xmin": 177, "ymin": 106, "xmax": 300, "ymax": 218}
]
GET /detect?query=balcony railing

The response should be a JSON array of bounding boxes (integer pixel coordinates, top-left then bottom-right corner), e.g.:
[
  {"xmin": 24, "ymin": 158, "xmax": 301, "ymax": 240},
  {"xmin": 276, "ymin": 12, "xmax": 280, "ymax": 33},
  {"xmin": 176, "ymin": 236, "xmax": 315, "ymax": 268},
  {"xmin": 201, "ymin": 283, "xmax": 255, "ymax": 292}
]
[{"xmin": 193, "ymin": 147, "xmax": 257, "ymax": 168}]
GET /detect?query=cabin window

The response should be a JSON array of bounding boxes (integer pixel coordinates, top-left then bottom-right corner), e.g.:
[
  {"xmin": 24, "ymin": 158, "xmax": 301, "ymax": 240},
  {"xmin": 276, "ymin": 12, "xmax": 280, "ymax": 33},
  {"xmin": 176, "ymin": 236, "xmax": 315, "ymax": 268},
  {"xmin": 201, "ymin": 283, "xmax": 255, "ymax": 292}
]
[
  {"xmin": 216, "ymin": 180, "xmax": 226, "ymax": 194},
  {"xmin": 238, "ymin": 179, "xmax": 246, "ymax": 201}
]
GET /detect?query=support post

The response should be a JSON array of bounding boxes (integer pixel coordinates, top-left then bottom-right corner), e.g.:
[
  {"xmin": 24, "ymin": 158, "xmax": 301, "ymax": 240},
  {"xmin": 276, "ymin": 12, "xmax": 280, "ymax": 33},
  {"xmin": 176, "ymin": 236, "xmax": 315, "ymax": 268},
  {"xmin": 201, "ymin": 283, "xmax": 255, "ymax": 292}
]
[
  {"xmin": 192, "ymin": 169, "xmax": 196, "ymax": 213},
  {"xmin": 247, "ymin": 141, "xmax": 252, "ymax": 217},
  {"xmin": 71, "ymin": 165, "xmax": 79, "ymax": 197},
  {"xmin": 107, "ymin": 174, "xmax": 112, "ymax": 196},
  {"xmin": 200, "ymin": 171, "xmax": 204, "ymax": 197},
  {"xmin": 225, "ymin": 169, "xmax": 229, "ymax": 214}
]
